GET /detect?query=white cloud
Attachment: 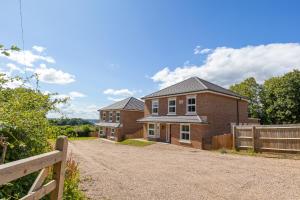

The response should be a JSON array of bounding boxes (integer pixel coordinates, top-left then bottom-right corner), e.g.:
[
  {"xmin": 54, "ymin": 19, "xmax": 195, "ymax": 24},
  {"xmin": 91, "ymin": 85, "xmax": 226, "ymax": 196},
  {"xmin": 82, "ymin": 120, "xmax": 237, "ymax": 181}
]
[
  {"xmin": 152, "ymin": 43, "xmax": 300, "ymax": 89},
  {"xmin": 69, "ymin": 91, "xmax": 86, "ymax": 98},
  {"xmin": 200, "ymin": 48, "xmax": 211, "ymax": 54},
  {"xmin": 0, "ymin": 49, "xmax": 55, "ymax": 67},
  {"xmin": 107, "ymin": 97, "xmax": 125, "ymax": 102},
  {"xmin": 103, "ymin": 88, "xmax": 135, "ymax": 96},
  {"xmin": 35, "ymin": 64, "xmax": 75, "ymax": 84},
  {"xmin": 6, "ymin": 63, "xmax": 24, "ymax": 74},
  {"xmin": 48, "ymin": 102, "xmax": 99, "ymax": 119},
  {"xmin": 32, "ymin": 45, "xmax": 46, "ymax": 53},
  {"xmin": 193, "ymin": 45, "xmax": 202, "ymax": 55}
]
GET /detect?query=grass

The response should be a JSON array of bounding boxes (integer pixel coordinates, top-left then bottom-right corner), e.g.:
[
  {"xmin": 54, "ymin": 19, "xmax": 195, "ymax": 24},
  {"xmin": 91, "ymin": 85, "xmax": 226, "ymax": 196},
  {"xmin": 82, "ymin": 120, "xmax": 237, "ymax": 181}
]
[{"xmin": 118, "ymin": 139, "xmax": 154, "ymax": 147}]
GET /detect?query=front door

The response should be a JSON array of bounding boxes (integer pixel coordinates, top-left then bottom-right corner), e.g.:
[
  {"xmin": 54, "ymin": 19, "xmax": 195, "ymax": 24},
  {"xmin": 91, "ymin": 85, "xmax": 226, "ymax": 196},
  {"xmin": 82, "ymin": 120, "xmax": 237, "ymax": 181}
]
[{"xmin": 166, "ymin": 123, "xmax": 171, "ymax": 143}]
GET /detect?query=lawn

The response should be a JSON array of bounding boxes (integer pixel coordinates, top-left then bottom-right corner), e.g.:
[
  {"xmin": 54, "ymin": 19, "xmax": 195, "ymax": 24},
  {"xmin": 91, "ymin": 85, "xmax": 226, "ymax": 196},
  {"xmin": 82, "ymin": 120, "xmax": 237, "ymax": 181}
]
[{"xmin": 118, "ymin": 139, "xmax": 154, "ymax": 147}]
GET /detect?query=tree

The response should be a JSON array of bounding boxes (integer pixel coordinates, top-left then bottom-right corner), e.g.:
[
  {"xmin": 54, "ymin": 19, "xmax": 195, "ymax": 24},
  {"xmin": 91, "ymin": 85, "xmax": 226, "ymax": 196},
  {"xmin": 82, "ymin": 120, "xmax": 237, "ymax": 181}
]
[
  {"xmin": 261, "ymin": 70, "xmax": 300, "ymax": 124},
  {"xmin": 230, "ymin": 77, "xmax": 262, "ymax": 118}
]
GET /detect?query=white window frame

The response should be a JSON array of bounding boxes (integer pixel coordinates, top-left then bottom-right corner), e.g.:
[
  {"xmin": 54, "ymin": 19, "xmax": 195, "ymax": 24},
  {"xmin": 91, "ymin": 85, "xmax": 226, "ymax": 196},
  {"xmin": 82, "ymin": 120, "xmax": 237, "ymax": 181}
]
[
  {"xmin": 168, "ymin": 98, "xmax": 176, "ymax": 115},
  {"xmin": 109, "ymin": 111, "xmax": 113, "ymax": 122},
  {"xmin": 152, "ymin": 99, "xmax": 159, "ymax": 115},
  {"xmin": 102, "ymin": 112, "xmax": 106, "ymax": 121},
  {"xmin": 116, "ymin": 111, "xmax": 120, "ymax": 122},
  {"xmin": 186, "ymin": 95, "xmax": 196, "ymax": 114},
  {"xmin": 180, "ymin": 123, "xmax": 191, "ymax": 143},
  {"xmin": 111, "ymin": 128, "xmax": 115, "ymax": 136},
  {"xmin": 99, "ymin": 127, "xmax": 103, "ymax": 135},
  {"xmin": 148, "ymin": 123, "xmax": 155, "ymax": 137}
]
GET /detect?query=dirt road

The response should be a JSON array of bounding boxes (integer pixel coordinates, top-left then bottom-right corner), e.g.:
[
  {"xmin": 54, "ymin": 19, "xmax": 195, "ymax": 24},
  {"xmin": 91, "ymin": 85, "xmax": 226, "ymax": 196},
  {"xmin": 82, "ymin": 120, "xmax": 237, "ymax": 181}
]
[{"xmin": 69, "ymin": 139, "xmax": 300, "ymax": 200}]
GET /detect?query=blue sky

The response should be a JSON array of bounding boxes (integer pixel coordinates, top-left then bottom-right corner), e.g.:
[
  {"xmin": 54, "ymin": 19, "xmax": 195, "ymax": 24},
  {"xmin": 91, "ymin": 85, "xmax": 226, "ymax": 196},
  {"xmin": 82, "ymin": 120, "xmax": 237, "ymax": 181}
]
[{"xmin": 1, "ymin": 0, "xmax": 300, "ymax": 118}]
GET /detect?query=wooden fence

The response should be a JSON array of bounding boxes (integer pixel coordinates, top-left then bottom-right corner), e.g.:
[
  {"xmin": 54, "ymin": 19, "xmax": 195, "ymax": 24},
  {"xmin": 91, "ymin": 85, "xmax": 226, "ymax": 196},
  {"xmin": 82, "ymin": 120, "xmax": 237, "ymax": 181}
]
[
  {"xmin": 211, "ymin": 133, "xmax": 233, "ymax": 150},
  {"xmin": 233, "ymin": 124, "xmax": 300, "ymax": 153},
  {"xmin": 0, "ymin": 136, "xmax": 68, "ymax": 200}
]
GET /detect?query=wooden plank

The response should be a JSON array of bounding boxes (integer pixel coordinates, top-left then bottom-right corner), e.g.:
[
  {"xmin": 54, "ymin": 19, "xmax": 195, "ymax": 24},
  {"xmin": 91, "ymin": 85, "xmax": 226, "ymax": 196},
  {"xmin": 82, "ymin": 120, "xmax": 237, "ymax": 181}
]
[
  {"xmin": 0, "ymin": 150, "xmax": 62, "ymax": 186},
  {"xmin": 50, "ymin": 136, "xmax": 68, "ymax": 200},
  {"xmin": 238, "ymin": 136, "xmax": 252, "ymax": 139},
  {"xmin": 20, "ymin": 180, "xmax": 56, "ymax": 200},
  {"xmin": 259, "ymin": 137, "xmax": 300, "ymax": 140},
  {"xmin": 28, "ymin": 168, "xmax": 49, "ymax": 193},
  {"xmin": 260, "ymin": 147, "xmax": 300, "ymax": 152}
]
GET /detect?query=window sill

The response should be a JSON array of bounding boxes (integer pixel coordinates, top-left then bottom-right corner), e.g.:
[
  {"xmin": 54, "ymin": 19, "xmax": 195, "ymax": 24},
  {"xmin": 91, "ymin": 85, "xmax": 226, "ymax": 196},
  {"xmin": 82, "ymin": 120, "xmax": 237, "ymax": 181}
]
[
  {"xmin": 185, "ymin": 112, "xmax": 196, "ymax": 116},
  {"xmin": 109, "ymin": 136, "xmax": 115, "ymax": 139},
  {"xmin": 148, "ymin": 135, "xmax": 159, "ymax": 138},
  {"xmin": 179, "ymin": 140, "xmax": 191, "ymax": 144},
  {"xmin": 167, "ymin": 113, "xmax": 176, "ymax": 115}
]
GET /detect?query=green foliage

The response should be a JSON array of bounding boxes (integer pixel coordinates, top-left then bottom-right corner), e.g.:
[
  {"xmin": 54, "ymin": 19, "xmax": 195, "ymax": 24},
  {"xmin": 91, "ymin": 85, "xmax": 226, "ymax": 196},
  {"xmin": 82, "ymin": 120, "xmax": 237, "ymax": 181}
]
[
  {"xmin": 230, "ymin": 77, "xmax": 262, "ymax": 118},
  {"xmin": 52, "ymin": 125, "xmax": 96, "ymax": 138},
  {"xmin": 49, "ymin": 118, "xmax": 92, "ymax": 126},
  {"xmin": 0, "ymin": 44, "xmax": 20, "ymax": 56},
  {"xmin": 63, "ymin": 155, "xmax": 86, "ymax": 200},
  {"xmin": 261, "ymin": 70, "xmax": 300, "ymax": 124},
  {"xmin": 230, "ymin": 70, "xmax": 300, "ymax": 124}
]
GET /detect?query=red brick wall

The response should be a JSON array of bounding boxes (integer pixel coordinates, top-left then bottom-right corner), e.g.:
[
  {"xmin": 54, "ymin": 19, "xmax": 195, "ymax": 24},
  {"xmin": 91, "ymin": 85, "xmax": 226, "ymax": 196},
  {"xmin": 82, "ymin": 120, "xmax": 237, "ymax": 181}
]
[
  {"xmin": 120, "ymin": 110, "xmax": 144, "ymax": 139},
  {"xmin": 198, "ymin": 93, "xmax": 248, "ymax": 136}
]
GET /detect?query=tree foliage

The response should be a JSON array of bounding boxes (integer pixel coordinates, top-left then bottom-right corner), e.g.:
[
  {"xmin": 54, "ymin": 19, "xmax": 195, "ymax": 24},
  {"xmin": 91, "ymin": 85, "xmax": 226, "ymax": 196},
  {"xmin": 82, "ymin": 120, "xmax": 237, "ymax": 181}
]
[
  {"xmin": 49, "ymin": 118, "xmax": 93, "ymax": 126},
  {"xmin": 230, "ymin": 77, "xmax": 262, "ymax": 118},
  {"xmin": 230, "ymin": 70, "xmax": 300, "ymax": 124}
]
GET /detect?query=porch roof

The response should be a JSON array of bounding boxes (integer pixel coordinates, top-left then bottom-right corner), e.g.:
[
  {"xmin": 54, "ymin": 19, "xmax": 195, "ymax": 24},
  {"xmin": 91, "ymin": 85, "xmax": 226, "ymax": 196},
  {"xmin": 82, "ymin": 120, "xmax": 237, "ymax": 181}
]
[
  {"xmin": 137, "ymin": 115, "xmax": 208, "ymax": 124},
  {"xmin": 95, "ymin": 122, "xmax": 121, "ymax": 128}
]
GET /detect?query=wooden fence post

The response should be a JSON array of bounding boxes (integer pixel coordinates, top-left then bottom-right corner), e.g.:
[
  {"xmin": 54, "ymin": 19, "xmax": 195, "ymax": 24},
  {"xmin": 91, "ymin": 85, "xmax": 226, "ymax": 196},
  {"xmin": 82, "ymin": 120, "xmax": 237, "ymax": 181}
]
[
  {"xmin": 252, "ymin": 126, "xmax": 257, "ymax": 152},
  {"xmin": 232, "ymin": 125, "xmax": 238, "ymax": 150},
  {"xmin": 50, "ymin": 136, "xmax": 68, "ymax": 200}
]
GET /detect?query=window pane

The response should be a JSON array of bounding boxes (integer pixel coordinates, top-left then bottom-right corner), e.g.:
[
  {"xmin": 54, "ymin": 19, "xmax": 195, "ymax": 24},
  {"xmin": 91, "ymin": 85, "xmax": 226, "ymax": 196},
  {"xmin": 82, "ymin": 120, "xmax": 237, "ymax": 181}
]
[
  {"xmin": 149, "ymin": 124, "xmax": 154, "ymax": 129},
  {"xmin": 169, "ymin": 107, "xmax": 175, "ymax": 113},
  {"xmin": 169, "ymin": 100, "xmax": 175, "ymax": 106},
  {"xmin": 153, "ymin": 108, "xmax": 158, "ymax": 113}
]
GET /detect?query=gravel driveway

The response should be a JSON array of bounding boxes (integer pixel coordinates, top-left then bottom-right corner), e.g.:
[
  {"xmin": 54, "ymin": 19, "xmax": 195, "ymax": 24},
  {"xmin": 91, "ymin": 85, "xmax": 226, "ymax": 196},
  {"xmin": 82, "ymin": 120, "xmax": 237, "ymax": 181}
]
[{"xmin": 69, "ymin": 139, "xmax": 300, "ymax": 200}]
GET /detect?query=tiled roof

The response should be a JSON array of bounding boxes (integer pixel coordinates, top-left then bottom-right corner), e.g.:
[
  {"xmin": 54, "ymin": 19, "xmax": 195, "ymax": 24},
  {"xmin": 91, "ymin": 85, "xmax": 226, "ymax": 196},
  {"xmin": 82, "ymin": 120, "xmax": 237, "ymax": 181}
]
[
  {"xmin": 95, "ymin": 122, "xmax": 121, "ymax": 128},
  {"xmin": 99, "ymin": 97, "xmax": 144, "ymax": 111},
  {"xmin": 137, "ymin": 115, "xmax": 208, "ymax": 124},
  {"xmin": 142, "ymin": 77, "xmax": 245, "ymax": 99}
]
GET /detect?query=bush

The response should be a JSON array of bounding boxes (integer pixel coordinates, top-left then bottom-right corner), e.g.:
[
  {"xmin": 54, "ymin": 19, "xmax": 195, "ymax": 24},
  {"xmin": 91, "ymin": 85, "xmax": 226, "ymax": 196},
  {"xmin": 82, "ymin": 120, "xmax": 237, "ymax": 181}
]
[{"xmin": 63, "ymin": 155, "xmax": 86, "ymax": 200}]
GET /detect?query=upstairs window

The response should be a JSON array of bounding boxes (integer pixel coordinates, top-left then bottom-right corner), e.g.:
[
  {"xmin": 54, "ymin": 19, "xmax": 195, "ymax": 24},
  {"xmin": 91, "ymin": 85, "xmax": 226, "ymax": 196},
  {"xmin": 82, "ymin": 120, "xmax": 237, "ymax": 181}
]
[
  {"xmin": 168, "ymin": 98, "xmax": 176, "ymax": 114},
  {"xmin": 187, "ymin": 96, "xmax": 196, "ymax": 114},
  {"xmin": 116, "ymin": 112, "xmax": 120, "ymax": 122},
  {"xmin": 102, "ymin": 112, "xmax": 106, "ymax": 121},
  {"xmin": 109, "ymin": 112, "xmax": 113, "ymax": 122},
  {"xmin": 152, "ymin": 100, "xmax": 159, "ymax": 115}
]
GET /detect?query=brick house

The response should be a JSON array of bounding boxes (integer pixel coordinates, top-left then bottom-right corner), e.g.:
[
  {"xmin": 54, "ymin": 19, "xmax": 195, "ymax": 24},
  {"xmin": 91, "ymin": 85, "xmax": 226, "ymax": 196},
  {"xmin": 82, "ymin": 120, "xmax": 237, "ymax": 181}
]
[
  {"xmin": 96, "ymin": 97, "xmax": 144, "ymax": 141},
  {"xmin": 137, "ymin": 77, "xmax": 248, "ymax": 149}
]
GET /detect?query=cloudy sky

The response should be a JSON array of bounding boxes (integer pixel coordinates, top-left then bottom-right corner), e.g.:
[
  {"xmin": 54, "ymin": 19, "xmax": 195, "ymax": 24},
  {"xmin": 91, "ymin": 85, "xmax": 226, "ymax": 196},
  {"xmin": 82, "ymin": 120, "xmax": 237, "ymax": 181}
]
[{"xmin": 1, "ymin": 0, "xmax": 300, "ymax": 119}]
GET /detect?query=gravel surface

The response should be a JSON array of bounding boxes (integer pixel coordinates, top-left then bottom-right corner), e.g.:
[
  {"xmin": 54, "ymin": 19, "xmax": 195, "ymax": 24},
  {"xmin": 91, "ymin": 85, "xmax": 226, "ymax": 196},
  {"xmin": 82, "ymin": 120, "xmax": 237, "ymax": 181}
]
[{"xmin": 69, "ymin": 139, "xmax": 300, "ymax": 200}]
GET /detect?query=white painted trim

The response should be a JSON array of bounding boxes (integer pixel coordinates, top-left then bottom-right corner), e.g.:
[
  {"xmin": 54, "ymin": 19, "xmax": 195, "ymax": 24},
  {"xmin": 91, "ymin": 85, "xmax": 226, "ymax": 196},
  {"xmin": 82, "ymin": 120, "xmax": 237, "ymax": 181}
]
[
  {"xmin": 151, "ymin": 99, "xmax": 159, "ymax": 115},
  {"xmin": 186, "ymin": 95, "xmax": 196, "ymax": 115},
  {"xmin": 168, "ymin": 97, "xmax": 176, "ymax": 115},
  {"xmin": 109, "ymin": 111, "xmax": 113, "ymax": 122},
  {"xmin": 143, "ymin": 90, "xmax": 248, "ymax": 102},
  {"xmin": 116, "ymin": 111, "xmax": 120, "ymax": 122},
  {"xmin": 180, "ymin": 123, "xmax": 191, "ymax": 142}
]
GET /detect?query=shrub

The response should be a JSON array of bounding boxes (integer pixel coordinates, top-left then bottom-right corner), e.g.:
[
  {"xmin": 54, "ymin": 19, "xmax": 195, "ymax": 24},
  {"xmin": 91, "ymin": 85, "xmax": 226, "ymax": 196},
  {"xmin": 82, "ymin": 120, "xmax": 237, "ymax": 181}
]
[{"xmin": 63, "ymin": 155, "xmax": 86, "ymax": 200}]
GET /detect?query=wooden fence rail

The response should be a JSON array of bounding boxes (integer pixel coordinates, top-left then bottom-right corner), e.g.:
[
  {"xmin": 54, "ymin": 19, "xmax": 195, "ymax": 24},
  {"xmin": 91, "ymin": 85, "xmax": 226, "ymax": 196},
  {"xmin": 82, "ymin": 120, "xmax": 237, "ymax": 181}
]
[
  {"xmin": 0, "ymin": 136, "xmax": 68, "ymax": 200},
  {"xmin": 233, "ymin": 125, "xmax": 300, "ymax": 153}
]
